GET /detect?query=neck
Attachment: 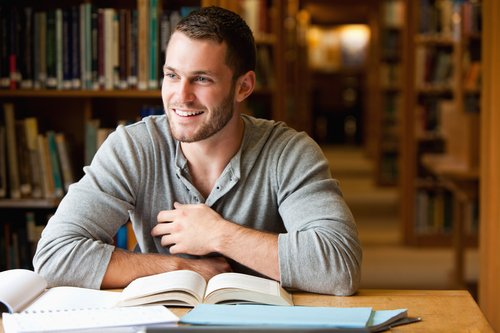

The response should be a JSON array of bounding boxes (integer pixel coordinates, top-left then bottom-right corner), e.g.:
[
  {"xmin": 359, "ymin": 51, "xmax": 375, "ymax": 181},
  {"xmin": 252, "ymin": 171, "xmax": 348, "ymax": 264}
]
[{"xmin": 180, "ymin": 114, "xmax": 244, "ymax": 198}]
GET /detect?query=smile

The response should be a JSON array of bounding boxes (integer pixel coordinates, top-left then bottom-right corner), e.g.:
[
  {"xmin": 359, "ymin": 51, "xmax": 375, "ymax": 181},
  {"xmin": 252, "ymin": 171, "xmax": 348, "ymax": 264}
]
[{"xmin": 174, "ymin": 109, "xmax": 204, "ymax": 117}]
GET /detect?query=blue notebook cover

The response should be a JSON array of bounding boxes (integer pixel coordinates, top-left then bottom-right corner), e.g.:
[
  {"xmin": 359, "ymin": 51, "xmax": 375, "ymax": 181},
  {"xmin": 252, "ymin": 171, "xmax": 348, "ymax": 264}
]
[{"xmin": 180, "ymin": 304, "xmax": 373, "ymax": 328}]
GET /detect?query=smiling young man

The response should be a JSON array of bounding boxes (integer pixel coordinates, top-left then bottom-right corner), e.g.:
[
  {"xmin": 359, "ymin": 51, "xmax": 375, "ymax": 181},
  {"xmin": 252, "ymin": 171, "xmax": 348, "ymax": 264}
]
[{"xmin": 33, "ymin": 6, "xmax": 362, "ymax": 296}]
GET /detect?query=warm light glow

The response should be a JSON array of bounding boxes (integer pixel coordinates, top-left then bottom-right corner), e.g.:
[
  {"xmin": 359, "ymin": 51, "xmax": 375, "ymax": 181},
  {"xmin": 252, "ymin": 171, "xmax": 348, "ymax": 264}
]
[{"xmin": 307, "ymin": 24, "xmax": 370, "ymax": 72}]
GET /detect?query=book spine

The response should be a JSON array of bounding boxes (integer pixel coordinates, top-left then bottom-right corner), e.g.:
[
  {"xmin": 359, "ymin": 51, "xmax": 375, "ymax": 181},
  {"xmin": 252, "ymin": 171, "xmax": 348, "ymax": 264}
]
[
  {"xmin": 37, "ymin": 134, "xmax": 54, "ymax": 199},
  {"xmin": 55, "ymin": 133, "xmax": 75, "ymax": 193},
  {"xmin": 112, "ymin": 10, "xmax": 119, "ymax": 89},
  {"xmin": 21, "ymin": 7, "xmax": 33, "ymax": 89},
  {"xmin": 71, "ymin": 6, "xmax": 81, "ymax": 89},
  {"xmin": 85, "ymin": 119, "xmax": 100, "ymax": 165},
  {"xmin": 104, "ymin": 9, "xmax": 114, "ymax": 90},
  {"xmin": 149, "ymin": 0, "xmax": 158, "ymax": 89},
  {"xmin": 62, "ymin": 8, "xmax": 72, "ymax": 90},
  {"xmin": 24, "ymin": 118, "xmax": 42, "ymax": 199},
  {"xmin": 85, "ymin": 4, "xmax": 92, "ymax": 89},
  {"xmin": 91, "ymin": 6, "xmax": 99, "ymax": 90},
  {"xmin": 137, "ymin": 0, "xmax": 149, "ymax": 91},
  {"xmin": 159, "ymin": 11, "xmax": 171, "ymax": 88},
  {"xmin": 56, "ymin": 8, "xmax": 63, "ymax": 90},
  {"xmin": 0, "ymin": 125, "xmax": 7, "ymax": 198},
  {"xmin": 128, "ymin": 10, "xmax": 138, "ymax": 89},
  {"xmin": 15, "ymin": 120, "xmax": 33, "ymax": 198},
  {"xmin": 80, "ymin": 4, "xmax": 86, "ymax": 90},
  {"xmin": 33, "ymin": 12, "xmax": 41, "ymax": 89},
  {"xmin": 39, "ymin": 12, "xmax": 47, "ymax": 89},
  {"xmin": 0, "ymin": 10, "xmax": 10, "ymax": 88},
  {"xmin": 98, "ymin": 9, "xmax": 105, "ymax": 90},
  {"xmin": 9, "ymin": 8, "xmax": 19, "ymax": 90},
  {"xmin": 46, "ymin": 10, "xmax": 57, "ymax": 89},
  {"xmin": 3, "ymin": 103, "xmax": 21, "ymax": 199},
  {"xmin": 119, "ymin": 9, "xmax": 128, "ymax": 90},
  {"xmin": 46, "ymin": 131, "xmax": 64, "ymax": 198}
]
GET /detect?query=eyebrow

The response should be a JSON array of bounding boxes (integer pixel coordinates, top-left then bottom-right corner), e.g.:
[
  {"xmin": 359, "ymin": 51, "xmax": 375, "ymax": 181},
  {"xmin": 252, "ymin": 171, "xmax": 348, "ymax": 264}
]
[{"xmin": 164, "ymin": 65, "xmax": 217, "ymax": 78}]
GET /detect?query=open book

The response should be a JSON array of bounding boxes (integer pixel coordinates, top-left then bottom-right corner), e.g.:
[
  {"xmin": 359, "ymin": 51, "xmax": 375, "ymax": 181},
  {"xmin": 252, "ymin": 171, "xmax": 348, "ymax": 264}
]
[{"xmin": 115, "ymin": 270, "xmax": 294, "ymax": 307}]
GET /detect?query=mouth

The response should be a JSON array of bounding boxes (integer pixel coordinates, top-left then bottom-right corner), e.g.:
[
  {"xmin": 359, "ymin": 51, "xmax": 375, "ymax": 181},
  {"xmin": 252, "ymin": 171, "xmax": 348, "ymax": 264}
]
[{"xmin": 173, "ymin": 109, "xmax": 205, "ymax": 117}]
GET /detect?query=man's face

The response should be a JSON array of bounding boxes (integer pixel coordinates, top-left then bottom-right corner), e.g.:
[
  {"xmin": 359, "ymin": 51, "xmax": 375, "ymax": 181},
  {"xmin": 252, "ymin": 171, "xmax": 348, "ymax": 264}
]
[{"xmin": 162, "ymin": 32, "xmax": 236, "ymax": 143}]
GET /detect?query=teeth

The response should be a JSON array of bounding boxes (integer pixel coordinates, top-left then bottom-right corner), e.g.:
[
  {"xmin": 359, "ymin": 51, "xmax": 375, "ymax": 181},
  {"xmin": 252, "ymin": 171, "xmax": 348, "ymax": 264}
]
[{"xmin": 175, "ymin": 110, "xmax": 204, "ymax": 117}]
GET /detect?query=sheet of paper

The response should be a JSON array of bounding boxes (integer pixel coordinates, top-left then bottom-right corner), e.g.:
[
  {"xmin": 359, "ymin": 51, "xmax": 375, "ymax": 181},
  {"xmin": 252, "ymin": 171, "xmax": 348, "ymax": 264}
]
[
  {"xmin": 2, "ymin": 305, "xmax": 178, "ymax": 333},
  {"xmin": 180, "ymin": 304, "xmax": 373, "ymax": 328},
  {"xmin": 24, "ymin": 287, "xmax": 121, "ymax": 312}
]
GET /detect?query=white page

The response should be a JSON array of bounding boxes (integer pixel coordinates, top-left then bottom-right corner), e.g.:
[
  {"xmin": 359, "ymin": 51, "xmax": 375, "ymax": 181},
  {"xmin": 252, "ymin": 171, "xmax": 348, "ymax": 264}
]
[
  {"xmin": 24, "ymin": 287, "xmax": 121, "ymax": 312},
  {"xmin": 0, "ymin": 269, "xmax": 47, "ymax": 313},
  {"xmin": 118, "ymin": 270, "xmax": 206, "ymax": 303}
]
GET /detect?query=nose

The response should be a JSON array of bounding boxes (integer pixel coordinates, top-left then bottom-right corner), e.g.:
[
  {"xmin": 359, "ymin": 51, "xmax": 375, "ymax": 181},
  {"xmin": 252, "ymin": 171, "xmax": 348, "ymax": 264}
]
[{"xmin": 176, "ymin": 80, "xmax": 195, "ymax": 104}]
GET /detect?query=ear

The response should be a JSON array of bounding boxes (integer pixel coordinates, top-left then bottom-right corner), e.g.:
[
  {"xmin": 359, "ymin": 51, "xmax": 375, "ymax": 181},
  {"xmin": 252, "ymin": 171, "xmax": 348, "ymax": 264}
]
[{"xmin": 235, "ymin": 71, "xmax": 256, "ymax": 102}]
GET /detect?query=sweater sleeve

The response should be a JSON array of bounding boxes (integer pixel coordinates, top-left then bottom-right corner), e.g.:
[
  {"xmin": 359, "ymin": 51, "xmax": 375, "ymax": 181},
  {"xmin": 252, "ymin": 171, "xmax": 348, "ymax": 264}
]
[
  {"xmin": 32, "ymin": 125, "xmax": 145, "ymax": 289},
  {"xmin": 276, "ymin": 133, "xmax": 362, "ymax": 296}
]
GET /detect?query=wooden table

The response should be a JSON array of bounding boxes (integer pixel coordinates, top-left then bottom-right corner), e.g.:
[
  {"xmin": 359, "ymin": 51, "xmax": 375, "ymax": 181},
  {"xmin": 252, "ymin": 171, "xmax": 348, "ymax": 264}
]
[
  {"xmin": 0, "ymin": 289, "xmax": 493, "ymax": 332},
  {"xmin": 168, "ymin": 289, "xmax": 491, "ymax": 332}
]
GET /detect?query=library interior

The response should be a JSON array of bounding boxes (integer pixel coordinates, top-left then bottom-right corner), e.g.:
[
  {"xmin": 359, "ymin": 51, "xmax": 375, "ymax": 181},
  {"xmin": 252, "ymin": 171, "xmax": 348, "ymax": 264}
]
[{"xmin": 1, "ymin": 0, "xmax": 500, "ymax": 330}]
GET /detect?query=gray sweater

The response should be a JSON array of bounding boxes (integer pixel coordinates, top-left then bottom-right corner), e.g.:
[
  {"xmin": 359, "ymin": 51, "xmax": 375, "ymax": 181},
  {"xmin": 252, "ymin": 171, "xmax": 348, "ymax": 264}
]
[{"xmin": 33, "ymin": 115, "xmax": 362, "ymax": 295}]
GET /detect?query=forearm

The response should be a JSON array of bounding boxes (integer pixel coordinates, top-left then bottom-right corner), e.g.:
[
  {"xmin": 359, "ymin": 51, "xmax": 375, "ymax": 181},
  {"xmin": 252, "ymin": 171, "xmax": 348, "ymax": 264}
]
[
  {"xmin": 101, "ymin": 247, "xmax": 233, "ymax": 289},
  {"xmin": 101, "ymin": 248, "xmax": 182, "ymax": 288},
  {"xmin": 214, "ymin": 222, "xmax": 280, "ymax": 281}
]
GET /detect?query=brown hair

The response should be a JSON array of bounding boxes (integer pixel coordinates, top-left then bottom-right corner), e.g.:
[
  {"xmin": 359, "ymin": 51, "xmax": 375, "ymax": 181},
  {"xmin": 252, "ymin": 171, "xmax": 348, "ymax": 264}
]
[{"xmin": 174, "ymin": 6, "xmax": 256, "ymax": 82}]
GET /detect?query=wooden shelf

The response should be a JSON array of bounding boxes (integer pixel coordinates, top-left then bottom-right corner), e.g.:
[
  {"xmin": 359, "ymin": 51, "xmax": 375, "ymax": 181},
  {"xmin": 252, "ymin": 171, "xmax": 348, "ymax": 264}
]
[
  {"xmin": 0, "ymin": 90, "xmax": 162, "ymax": 98},
  {"xmin": 420, "ymin": 154, "xmax": 479, "ymax": 180},
  {"xmin": 0, "ymin": 199, "xmax": 62, "ymax": 209}
]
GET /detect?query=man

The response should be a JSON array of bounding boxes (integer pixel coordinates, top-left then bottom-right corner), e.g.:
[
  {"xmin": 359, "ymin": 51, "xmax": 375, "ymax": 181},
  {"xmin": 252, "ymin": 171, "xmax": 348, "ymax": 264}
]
[{"xmin": 33, "ymin": 6, "xmax": 362, "ymax": 296}]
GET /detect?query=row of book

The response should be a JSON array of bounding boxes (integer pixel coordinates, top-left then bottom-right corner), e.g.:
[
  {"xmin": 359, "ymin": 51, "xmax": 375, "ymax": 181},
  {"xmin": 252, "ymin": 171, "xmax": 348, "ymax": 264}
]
[
  {"xmin": 414, "ymin": 187, "xmax": 479, "ymax": 235},
  {"xmin": 415, "ymin": 96, "xmax": 453, "ymax": 138},
  {"xmin": 0, "ymin": 3, "xmax": 197, "ymax": 91},
  {"xmin": 414, "ymin": 188, "xmax": 453, "ymax": 235},
  {"xmin": 380, "ymin": 63, "xmax": 402, "ymax": 88},
  {"xmin": 419, "ymin": 0, "xmax": 481, "ymax": 40},
  {"xmin": 0, "ymin": 0, "xmax": 277, "ymax": 92},
  {"xmin": 0, "ymin": 213, "xmax": 138, "ymax": 272},
  {"xmin": 415, "ymin": 45, "xmax": 454, "ymax": 90},
  {"xmin": 1, "ymin": 103, "xmax": 77, "ymax": 200},
  {"xmin": 0, "ymin": 212, "xmax": 46, "ymax": 271},
  {"xmin": 382, "ymin": 0, "xmax": 405, "ymax": 28},
  {"xmin": 84, "ymin": 104, "xmax": 164, "ymax": 165}
]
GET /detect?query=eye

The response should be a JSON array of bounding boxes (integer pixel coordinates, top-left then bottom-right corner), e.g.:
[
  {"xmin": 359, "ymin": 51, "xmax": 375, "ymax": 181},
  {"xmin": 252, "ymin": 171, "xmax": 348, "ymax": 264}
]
[
  {"xmin": 197, "ymin": 77, "xmax": 208, "ymax": 82},
  {"xmin": 166, "ymin": 73, "xmax": 177, "ymax": 79}
]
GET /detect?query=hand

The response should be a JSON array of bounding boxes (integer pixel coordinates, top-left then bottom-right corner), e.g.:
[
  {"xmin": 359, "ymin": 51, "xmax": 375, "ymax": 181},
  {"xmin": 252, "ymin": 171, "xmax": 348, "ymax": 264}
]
[
  {"xmin": 152, "ymin": 202, "xmax": 231, "ymax": 256},
  {"xmin": 180, "ymin": 256, "xmax": 233, "ymax": 282}
]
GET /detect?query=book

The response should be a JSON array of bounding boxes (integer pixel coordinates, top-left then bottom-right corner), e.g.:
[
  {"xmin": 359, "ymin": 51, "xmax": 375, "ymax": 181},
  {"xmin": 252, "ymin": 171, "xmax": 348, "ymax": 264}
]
[
  {"xmin": 179, "ymin": 304, "xmax": 412, "ymax": 332},
  {"xmin": 24, "ymin": 118, "xmax": 43, "ymax": 199},
  {"xmin": 115, "ymin": 270, "xmax": 293, "ymax": 308},
  {"xmin": 137, "ymin": 0, "xmax": 149, "ymax": 90},
  {"xmin": 149, "ymin": 0, "xmax": 159, "ymax": 89},
  {"xmin": 37, "ymin": 134, "xmax": 55, "ymax": 199},
  {"xmin": 55, "ymin": 132, "xmax": 75, "ymax": 193},
  {"xmin": 3, "ymin": 103, "xmax": 21, "ymax": 199},
  {"xmin": 15, "ymin": 120, "xmax": 32, "ymax": 198},
  {"xmin": 46, "ymin": 131, "xmax": 64, "ymax": 198},
  {"xmin": 0, "ymin": 125, "xmax": 6, "ymax": 198},
  {"xmin": 0, "ymin": 269, "xmax": 178, "ymax": 333}
]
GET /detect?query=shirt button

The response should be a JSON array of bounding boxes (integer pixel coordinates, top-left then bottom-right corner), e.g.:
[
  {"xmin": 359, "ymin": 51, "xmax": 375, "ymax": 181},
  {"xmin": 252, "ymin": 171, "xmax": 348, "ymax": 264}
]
[{"xmin": 216, "ymin": 186, "xmax": 221, "ymax": 190}]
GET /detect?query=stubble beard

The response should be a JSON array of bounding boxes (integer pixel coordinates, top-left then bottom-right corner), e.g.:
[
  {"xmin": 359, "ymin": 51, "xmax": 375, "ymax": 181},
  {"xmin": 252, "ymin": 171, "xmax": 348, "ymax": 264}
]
[{"xmin": 166, "ymin": 86, "xmax": 236, "ymax": 143}]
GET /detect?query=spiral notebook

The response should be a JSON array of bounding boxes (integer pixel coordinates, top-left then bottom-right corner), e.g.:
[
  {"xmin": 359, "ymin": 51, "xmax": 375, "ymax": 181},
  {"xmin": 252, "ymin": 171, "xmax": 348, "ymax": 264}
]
[
  {"xmin": 0, "ymin": 270, "xmax": 179, "ymax": 333},
  {"xmin": 2, "ymin": 306, "xmax": 178, "ymax": 333}
]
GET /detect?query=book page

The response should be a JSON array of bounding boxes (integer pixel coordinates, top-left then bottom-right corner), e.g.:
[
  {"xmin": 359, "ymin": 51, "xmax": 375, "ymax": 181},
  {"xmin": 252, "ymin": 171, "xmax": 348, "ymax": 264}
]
[
  {"xmin": 205, "ymin": 273, "xmax": 279, "ymax": 298},
  {"xmin": 118, "ymin": 270, "xmax": 206, "ymax": 304},
  {"xmin": 24, "ymin": 287, "xmax": 121, "ymax": 312},
  {"xmin": 0, "ymin": 269, "xmax": 47, "ymax": 313}
]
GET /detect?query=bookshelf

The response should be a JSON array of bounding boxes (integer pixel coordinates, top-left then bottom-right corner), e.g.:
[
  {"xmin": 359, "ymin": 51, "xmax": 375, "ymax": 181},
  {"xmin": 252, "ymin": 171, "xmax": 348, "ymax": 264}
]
[
  {"xmin": 0, "ymin": 0, "xmax": 290, "ymax": 271},
  {"xmin": 372, "ymin": 0, "xmax": 405, "ymax": 186},
  {"xmin": 400, "ymin": 0, "xmax": 482, "ymax": 286}
]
